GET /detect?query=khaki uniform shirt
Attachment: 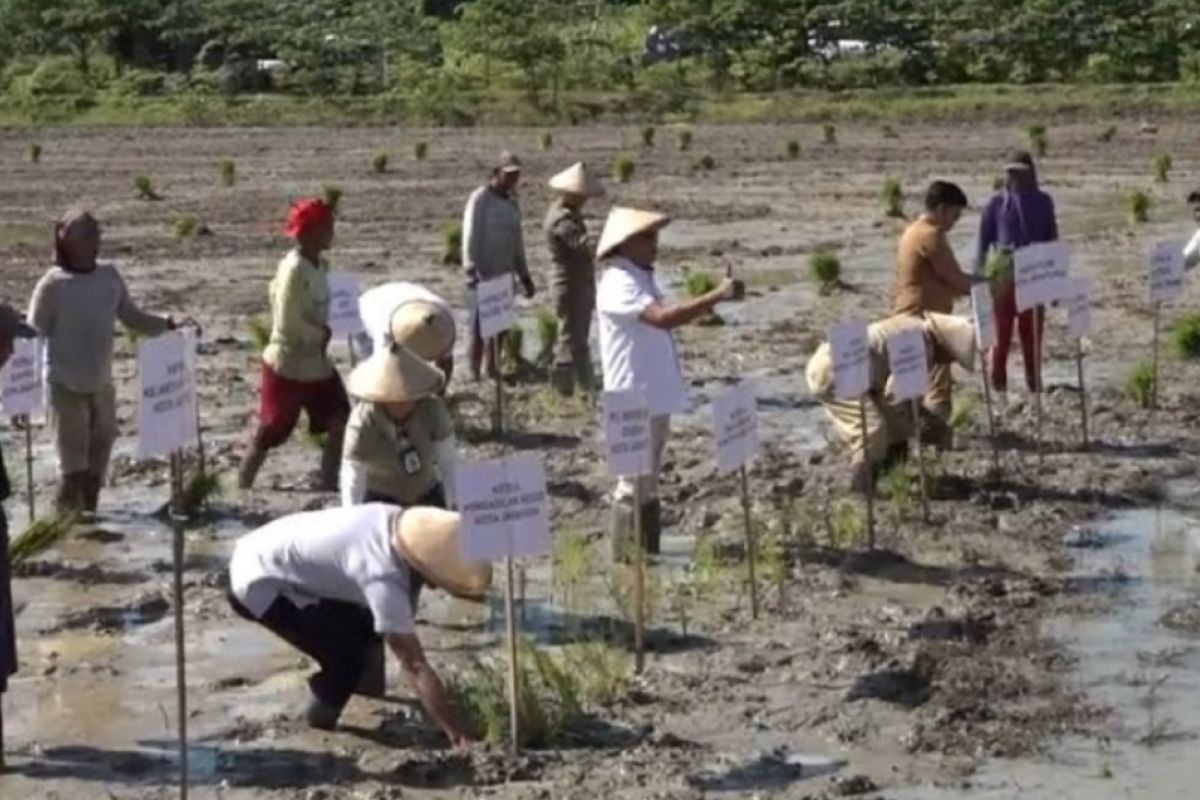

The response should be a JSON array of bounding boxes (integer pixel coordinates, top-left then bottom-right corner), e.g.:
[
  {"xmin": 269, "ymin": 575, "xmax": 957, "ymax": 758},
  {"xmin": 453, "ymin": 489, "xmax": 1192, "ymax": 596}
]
[
  {"xmin": 544, "ymin": 201, "xmax": 594, "ymax": 296},
  {"xmin": 343, "ymin": 397, "xmax": 453, "ymax": 504},
  {"xmin": 892, "ymin": 217, "xmax": 971, "ymax": 315},
  {"xmin": 262, "ymin": 249, "xmax": 334, "ymax": 381}
]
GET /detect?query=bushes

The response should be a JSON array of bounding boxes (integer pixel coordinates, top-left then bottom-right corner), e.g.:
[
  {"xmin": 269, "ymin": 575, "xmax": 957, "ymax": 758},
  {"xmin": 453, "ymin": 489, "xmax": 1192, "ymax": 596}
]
[
  {"xmin": 1172, "ymin": 313, "xmax": 1200, "ymax": 359},
  {"xmin": 808, "ymin": 251, "xmax": 842, "ymax": 294}
]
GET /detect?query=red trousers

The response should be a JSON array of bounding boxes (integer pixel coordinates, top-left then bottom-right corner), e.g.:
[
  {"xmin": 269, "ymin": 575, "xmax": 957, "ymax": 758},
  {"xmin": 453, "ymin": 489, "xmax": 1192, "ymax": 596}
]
[
  {"xmin": 253, "ymin": 362, "xmax": 349, "ymax": 450},
  {"xmin": 991, "ymin": 285, "xmax": 1044, "ymax": 393}
]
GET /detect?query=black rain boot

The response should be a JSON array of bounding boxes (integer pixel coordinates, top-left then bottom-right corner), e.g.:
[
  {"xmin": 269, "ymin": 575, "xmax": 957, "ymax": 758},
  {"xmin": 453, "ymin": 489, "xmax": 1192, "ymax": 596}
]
[
  {"xmin": 641, "ymin": 499, "xmax": 662, "ymax": 556},
  {"xmin": 354, "ymin": 641, "xmax": 386, "ymax": 699}
]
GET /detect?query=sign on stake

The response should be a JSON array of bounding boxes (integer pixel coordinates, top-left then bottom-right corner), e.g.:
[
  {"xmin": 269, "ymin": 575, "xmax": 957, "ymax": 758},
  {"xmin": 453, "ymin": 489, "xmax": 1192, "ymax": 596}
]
[
  {"xmin": 327, "ymin": 273, "xmax": 365, "ymax": 368},
  {"xmin": 711, "ymin": 380, "xmax": 760, "ymax": 619},
  {"xmin": 0, "ymin": 337, "xmax": 44, "ymax": 520},
  {"xmin": 886, "ymin": 327, "xmax": 931, "ymax": 522},
  {"xmin": 476, "ymin": 276, "xmax": 516, "ymax": 437},
  {"xmin": 970, "ymin": 283, "xmax": 1000, "ymax": 473},
  {"xmin": 829, "ymin": 320, "xmax": 875, "ymax": 548},
  {"xmin": 1015, "ymin": 242, "xmax": 1071, "ymax": 466},
  {"xmin": 1148, "ymin": 241, "xmax": 1185, "ymax": 410}
]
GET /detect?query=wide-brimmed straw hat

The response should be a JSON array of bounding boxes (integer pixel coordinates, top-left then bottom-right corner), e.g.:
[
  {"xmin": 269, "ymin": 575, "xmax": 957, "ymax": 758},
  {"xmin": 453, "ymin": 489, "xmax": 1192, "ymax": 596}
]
[
  {"xmin": 596, "ymin": 206, "xmax": 670, "ymax": 259},
  {"xmin": 392, "ymin": 507, "xmax": 493, "ymax": 601},
  {"xmin": 925, "ymin": 313, "xmax": 977, "ymax": 371},
  {"xmin": 548, "ymin": 162, "xmax": 604, "ymax": 198},
  {"xmin": 389, "ymin": 300, "xmax": 455, "ymax": 362},
  {"xmin": 347, "ymin": 344, "xmax": 445, "ymax": 403}
]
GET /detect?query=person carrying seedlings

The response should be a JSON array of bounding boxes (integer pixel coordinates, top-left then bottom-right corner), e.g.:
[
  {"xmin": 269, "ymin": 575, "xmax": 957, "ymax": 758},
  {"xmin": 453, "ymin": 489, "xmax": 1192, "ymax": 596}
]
[
  {"xmin": 1183, "ymin": 186, "xmax": 1200, "ymax": 269},
  {"xmin": 227, "ymin": 503, "xmax": 490, "ymax": 744},
  {"xmin": 975, "ymin": 150, "xmax": 1059, "ymax": 398},
  {"xmin": 0, "ymin": 304, "xmax": 38, "ymax": 771},
  {"xmin": 805, "ymin": 313, "xmax": 976, "ymax": 491},
  {"xmin": 27, "ymin": 209, "xmax": 180, "ymax": 513},
  {"xmin": 544, "ymin": 162, "xmax": 605, "ymax": 396},
  {"xmin": 352, "ymin": 281, "xmax": 456, "ymax": 384},
  {"xmin": 893, "ymin": 180, "xmax": 983, "ymax": 435},
  {"xmin": 339, "ymin": 345, "xmax": 458, "ymax": 510},
  {"xmin": 239, "ymin": 198, "xmax": 350, "ymax": 492},
  {"xmin": 462, "ymin": 151, "xmax": 536, "ymax": 381},
  {"xmin": 596, "ymin": 207, "xmax": 743, "ymax": 558}
]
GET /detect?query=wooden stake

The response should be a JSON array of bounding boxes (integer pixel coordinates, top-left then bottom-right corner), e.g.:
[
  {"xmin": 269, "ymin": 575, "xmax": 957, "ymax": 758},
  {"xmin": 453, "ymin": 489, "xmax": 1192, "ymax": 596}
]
[
  {"xmin": 503, "ymin": 555, "xmax": 520, "ymax": 754},
  {"xmin": 910, "ymin": 400, "xmax": 930, "ymax": 522},
  {"xmin": 168, "ymin": 453, "xmax": 189, "ymax": 799},
  {"xmin": 632, "ymin": 481, "xmax": 646, "ymax": 673},
  {"xmin": 978, "ymin": 351, "xmax": 1000, "ymax": 474},
  {"xmin": 24, "ymin": 422, "xmax": 35, "ymax": 522},
  {"xmin": 1151, "ymin": 301, "xmax": 1161, "ymax": 410},
  {"xmin": 739, "ymin": 466, "xmax": 760, "ymax": 620},
  {"xmin": 491, "ymin": 340, "xmax": 504, "ymax": 438},
  {"xmin": 1076, "ymin": 339, "xmax": 1089, "ymax": 448},
  {"xmin": 1032, "ymin": 306, "xmax": 1044, "ymax": 467},
  {"xmin": 857, "ymin": 395, "xmax": 876, "ymax": 550}
]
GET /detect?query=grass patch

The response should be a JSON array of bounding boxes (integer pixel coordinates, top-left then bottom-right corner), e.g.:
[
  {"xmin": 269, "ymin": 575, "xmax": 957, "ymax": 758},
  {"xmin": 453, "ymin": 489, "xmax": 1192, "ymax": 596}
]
[
  {"xmin": 823, "ymin": 122, "xmax": 837, "ymax": 145},
  {"xmin": 640, "ymin": 124, "xmax": 656, "ymax": 147},
  {"xmin": 414, "ymin": 141, "xmax": 428, "ymax": 161},
  {"xmin": 1027, "ymin": 122, "xmax": 1047, "ymax": 156},
  {"xmin": 371, "ymin": 150, "xmax": 389, "ymax": 174},
  {"xmin": 1154, "ymin": 152, "xmax": 1172, "ymax": 184},
  {"xmin": 9, "ymin": 512, "xmax": 78, "ymax": 567},
  {"xmin": 248, "ymin": 316, "xmax": 271, "ymax": 350},
  {"xmin": 677, "ymin": 127, "xmax": 693, "ymax": 151},
  {"xmin": 441, "ymin": 220, "xmax": 463, "ymax": 266},
  {"xmin": 612, "ymin": 155, "xmax": 635, "ymax": 184},
  {"xmin": 322, "ymin": 183, "xmax": 343, "ymax": 213},
  {"xmin": 133, "ymin": 174, "xmax": 160, "ymax": 200},
  {"xmin": 29, "ymin": 142, "xmax": 42, "ymax": 163},
  {"xmin": 1125, "ymin": 360, "xmax": 1156, "ymax": 408},
  {"xmin": 1171, "ymin": 313, "xmax": 1200, "ymax": 358},
  {"xmin": 783, "ymin": 139, "xmax": 800, "ymax": 159},
  {"xmin": 539, "ymin": 131, "xmax": 553, "ymax": 151},
  {"xmin": 881, "ymin": 176, "xmax": 905, "ymax": 218},
  {"xmin": 808, "ymin": 250, "xmax": 842, "ymax": 294},
  {"xmin": 535, "ymin": 307, "xmax": 558, "ymax": 367},
  {"xmin": 1126, "ymin": 189, "xmax": 1152, "ymax": 224},
  {"xmin": 173, "ymin": 214, "xmax": 200, "ymax": 238}
]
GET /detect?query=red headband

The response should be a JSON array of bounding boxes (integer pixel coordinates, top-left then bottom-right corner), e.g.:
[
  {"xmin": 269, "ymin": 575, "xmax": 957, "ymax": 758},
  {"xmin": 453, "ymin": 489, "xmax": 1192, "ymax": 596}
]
[{"xmin": 285, "ymin": 198, "xmax": 333, "ymax": 238}]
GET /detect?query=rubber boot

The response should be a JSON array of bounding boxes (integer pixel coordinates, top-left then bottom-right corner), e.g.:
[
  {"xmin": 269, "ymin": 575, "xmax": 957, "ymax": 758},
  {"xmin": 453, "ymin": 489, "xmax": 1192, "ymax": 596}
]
[
  {"xmin": 354, "ymin": 641, "xmax": 387, "ymax": 699},
  {"xmin": 55, "ymin": 472, "xmax": 87, "ymax": 514},
  {"xmin": 81, "ymin": 472, "xmax": 101, "ymax": 516},
  {"xmin": 318, "ymin": 427, "xmax": 345, "ymax": 492},
  {"xmin": 609, "ymin": 501, "xmax": 636, "ymax": 562},
  {"xmin": 304, "ymin": 695, "xmax": 341, "ymax": 731},
  {"xmin": 237, "ymin": 443, "xmax": 268, "ymax": 491},
  {"xmin": 641, "ymin": 499, "xmax": 662, "ymax": 556}
]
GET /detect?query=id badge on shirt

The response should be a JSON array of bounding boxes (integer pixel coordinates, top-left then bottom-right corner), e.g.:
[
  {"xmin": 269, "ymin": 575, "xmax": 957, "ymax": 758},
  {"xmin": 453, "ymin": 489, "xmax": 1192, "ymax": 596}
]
[{"xmin": 401, "ymin": 448, "xmax": 422, "ymax": 475}]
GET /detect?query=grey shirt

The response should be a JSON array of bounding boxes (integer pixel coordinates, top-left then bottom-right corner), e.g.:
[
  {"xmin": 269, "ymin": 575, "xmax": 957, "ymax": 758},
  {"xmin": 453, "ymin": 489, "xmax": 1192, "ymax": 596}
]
[
  {"xmin": 462, "ymin": 185, "xmax": 530, "ymax": 286},
  {"xmin": 27, "ymin": 264, "xmax": 171, "ymax": 394}
]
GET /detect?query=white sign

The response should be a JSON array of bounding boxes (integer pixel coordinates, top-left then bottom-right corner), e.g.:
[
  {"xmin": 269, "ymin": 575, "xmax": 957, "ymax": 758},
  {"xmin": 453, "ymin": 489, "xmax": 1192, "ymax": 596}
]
[
  {"xmin": 886, "ymin": 326, "xmax": 928, "ymax": 403},
  {"xmin": 458, "ymin": 455, "xmax": 551, "ymax": 562},
  {"xmin": 1149, "ymin": 240, "xmax": 1185, "ymax": 304},
  {"xmin": 712, "ymin": 380, "xmax": 758, "ymax": 475},
  {"xmin": 1066, "ymin": 278, "xmax": 1092, "ymax": 340},
  {"xmin": 829, "ymin": 320, "xmax": 870, "ymax": 400},
  {"xmin": 602, "ymin": 388, "xmax": 652, "ymax": 477},
  {"xmin": 0, "ymin": 338, "xmax": 44, "ymax": 418},
  {"xmin": 477, "ymin": 275, "xmax": 516, "ymax": 340},
  {"xmin": 326, "ymin": 273, "xmax": 365, "ymax": 336},
  {"xmin": 970, "ymin": 283, "xmax": 996, "ymax": 351},
  {"xmin": 137, "ymin": 330, "xmax": 198, "ymax": 459},
  {"xmin": 1014, "ymin": 241, "xmax": 1071, "ymax": 312}
]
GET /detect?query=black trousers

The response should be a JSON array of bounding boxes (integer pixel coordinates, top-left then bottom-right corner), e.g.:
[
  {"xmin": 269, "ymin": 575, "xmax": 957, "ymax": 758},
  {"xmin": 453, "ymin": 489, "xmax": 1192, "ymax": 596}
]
[
  {"xmin": 0, "ymin": 511, "xmax": 14, "ymax": 694},
  {"xmin": 229, "ymin": 589, "xmax": 379, "ymax": 711},
  {"xmin": 365, "ymin": 482, "xmax": 447, "ymax": 509}
]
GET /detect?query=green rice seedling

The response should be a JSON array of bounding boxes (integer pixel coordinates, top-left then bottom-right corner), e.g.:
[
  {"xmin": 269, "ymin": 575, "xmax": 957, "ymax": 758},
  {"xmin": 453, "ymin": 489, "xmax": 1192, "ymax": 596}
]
[
  {"xmin": 949, "ymin": 394, "xmax": 978, "ymax": 433},
  {"xmin": 691, "ymin": 535, "xmax": 723, "ymax": 600},
  {"xmin": 605, "ymin": 559, "xmax": 662, "ymax": 624},
  {"xmin": 683, "ymin": 268, "xmax": 718, "ymax": 298},
  {"xmin": 9, "ymin": 512, "xmax": 78, "ymax": 567},
  {"xmin": 786, "ymin": 500, "xmax": 817, "ymax": 551},
  {"xmin": 539, "ymin": 131, "xmax": 553, "ymax": 151},
  {"xmin": 667, "ymin": 578, "xmax": 695, "ymax": 636},
  {"xmin": 133, "ymin": 174, "xmax": 159, "ymax": 200},
  {"xmin": 1124, "ymin": 360, "xmax": 1156, "ymax": 409},
  {"xmin": 1099, "ymin": 125, "xmax": 1117, "ymax": 143},
  {"xmin": 823, "ymin": 122, "xmax": 837, "ymax": 145},
  {"xmin": 218, "ymin": 159, "xmax": 236, "ymax": 187},
  {"xmin": 986, "ymin": 249, "xmax": 1014, "ymax": 288},
  {"xmin": 641, "ymin": 124, "xmax": 656, "ymax": 147},
  {"xmin": 1154, "ymin": 152, "xmax": 1172, "ymax": 184},
  {"xmin": 784, "ymin": 139, "xmax": 801, "ymax": 159},
  {"xmin": 179, "ymin": 467, "xmax": 223, "ymax": 517},
  {"xmin": 248, "ymin": 316, "xmax": 271, "ymax": 350},
  {"xmin": 881, "ymin": 177, "xmax": 905, "ymax": 218},
  {"xmin": 321, "ymin": 183, "xmax": 343, "ymax": 213},
  {"xmin": 677, "ymin": 128, "xmax": 693, "ymax": 151},
  {"xmin": 501, "ymin": 327, "xmax": 524, "ymax": 373},
  {"xmin": 1027, "ymin": 123, "xmax": 1048, "ymax": 156},
  {"xmin": 371, "ymin": 151, "xmax": 389, "ymax": 174},
  {"xmin": 414, "ymin": 141, "xmax": 429, "ymax": 161},
  {"xmin": 879, "ymin": 463, "xmax": 913, "ymax": 531},
  {"xmin": 1126, "ymin": 189, "xmax": 1152, "ymax": 224},
  {"xmin": 696, "ymin": 154, "xmax": 716, "ymax": 171},
  {"xmin": 808, "ymin": 250, "xmax": 842, "ymax": 294},
  {"xmin": 29, "ymin": 143, "xmax": 42, "ymax": 164},
  {"xmin": 173, "ymin": 215, "xmax": 199, "ymax": 239},
  {"xmin": 564, "ymin": 642, "xmax": 631, "ymax": 707},
  {"xmin": 440, "ymin": 220, "xmax": 463, "ymax": 266},
  {"xmin": 613, "ymin": 155, "xmax": 635, "ymax": 184},
  {"xmin": 828, "ymin": 499, "xmax": 865, "ymax": 550},
  {"xmin": 881, "ymin": 124, "xmax": 899, "ymax": 139},
  {"xmin": 757, "ymin": 517, "xmax": 789, "ymax": 606},
  {"xmin": 535, "ymin": 307, "xmax": 558, "ymax": 368},
  {"xmin": 551, "ymin": 529, "xmax": 591, "ymax": 610},
  {"xmin": 446, "ymin": 658, "xmax": 508, "ymax": 744},
  {"xmin": 1171, "ymin": 313, "xmax": 1200, "ymax": 359}
]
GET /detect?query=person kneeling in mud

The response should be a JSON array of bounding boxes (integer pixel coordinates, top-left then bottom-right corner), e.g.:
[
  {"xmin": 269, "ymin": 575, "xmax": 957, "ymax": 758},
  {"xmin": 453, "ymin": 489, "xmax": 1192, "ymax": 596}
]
[
  {"xmin": 805, "ymin": 312, "xmax": 976, "ymax": 490},
  {"xmin": 228, "ymin": 503, "xmax": 490, "ymax": 746}
]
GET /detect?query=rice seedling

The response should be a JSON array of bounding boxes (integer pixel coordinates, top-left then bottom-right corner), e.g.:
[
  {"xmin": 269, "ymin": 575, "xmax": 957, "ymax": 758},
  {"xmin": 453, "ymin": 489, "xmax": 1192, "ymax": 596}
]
[
  {"xmin": 683, "ymin": 268, "xmax": 718, "ymax": 298},
  {"xmin": 371, "ymin": 151, "xmax": 389, "ymax": 174},
  {"xmin": 322, "ymin": 183, "xmax": 343, "ymax": 213},
  {"xmin": 133, "ymin": 174, "xmax": 160, "ymax": 200},
  {"xmin": 881, "ymin": 124, "xmax": 899, "ymax": 139},
  {"xmin": 248, "ymin": 316, "xmax": 271, "ymax": 350},
  {"xmin": 880, "ymin": 463, "xmax": 913, "ymax": 531},
  {"xmin": 552, "ymin": 530, "xmax": 591, "ymax": 611},
  {"xmin": 641, "ymin": 124, "xmax": 656, "ymax": 147},
  {"xmin": 9, "ymin": 512, "xmax": 78, "ymax": 567},
  {"xmin": 605, "ymin": 559, "xmax": 662, "ymax": 623},
  {"xmin": 828, "ymin": 499, "xmax": 865, "ymax": 550},
  {"xmin": 757, "ymin": 517, "xmax": 789, "ymax": 606},
  {"xmin": 691, "ymin": 534, "xmax": 724, "ymax": 600},
  {"xmin": 563, "ymin": 642, "xmax": 631, "ymax": 707},
  {"xmin": 677, "ymin": 128, "xmax": 693, "ymax": 151},
  {"xmin": 501, "ymin": 327, "xmax": 525, "ymax": 373},
  {"xmin": 1153, "ymin": 152, "xmax": 1172, "ymax": 184},
  {"xmin": 1126, "ymin": 189, "xmax": 1152, "ymax": 224},
  {"xmin": 986, "ymin": 249, "xmax": 1014, "ymax": 287},
  {"xmin": 881, "ymin": 177, "xmax": 905, "ymax": 218},
  {"xmin": 414, "ymin": 141, "xmax": 429, "ymax": 161},
  {"xmin": 441, "ymin": 220, "xmax": 463, "ymax": 266},
  {"xmin": 783, "ymin": 139, "xmax": 801, "ymax": 159},
  {"xmin": 539, "ymin": 131, "xmax": 553, "ymax": 151},
  {"xmin": 1098, "ymin": 125, "xmax": 1117, "ymax": 143},
  {"xmin": 613, "ymin": 155, "xmax": 635, "ymax": 184},
  {"xmin": 535, "ymin": 308, "xmax": 558, "ymax": 368},
  {"xmin": 695, "ymin": 154, "xmax": 716, "ymax": 171},
  {"xmin": 784, "ymin": 500, "xmax": 817, "ymax": 551},
  {"xmin": 949, "ymin": 394, "xmax": 978, "ymax": 432},
  {"xmin": 178, "ymin": 467, "xmax": 223, "ymax": 517},
  {"xmin": 808, "ymin": 250, "xmax": 842, "ymax": 294},
  {"xmin": 1027, "ymin": 122, "xmax": 1048, "ymax": 156},
  {"xmin": 1171, "ymin": 313, "xmax": 1200, "ymax": 359},
  {"xmin": 218, "ymin": 158, "xmax": 236, "ymax": 187},
  {"xmin": 173, "ymin": 215, "xmax": 200, "ymax": 239},
  {"xmin": 29, "ymin": 143, "xmax": 42, "ymax": 164},
  {"xmin": 1125, "ymin": 360, "xmax": 1156, "ymax": 409},
  {"xmin": 823, "ymin": 122, "xmax": 837, "ymax": 145},
  {"xmin": 667, "ymin": 578, "xmax": 696, "ymax": 636}
]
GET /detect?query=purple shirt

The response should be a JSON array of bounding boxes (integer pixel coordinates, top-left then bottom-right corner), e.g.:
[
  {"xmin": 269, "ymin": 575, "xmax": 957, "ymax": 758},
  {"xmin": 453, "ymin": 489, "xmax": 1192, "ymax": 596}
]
[{"xmin": 975, "ymin": 188, "xmax": 1059, "ymax": 271}]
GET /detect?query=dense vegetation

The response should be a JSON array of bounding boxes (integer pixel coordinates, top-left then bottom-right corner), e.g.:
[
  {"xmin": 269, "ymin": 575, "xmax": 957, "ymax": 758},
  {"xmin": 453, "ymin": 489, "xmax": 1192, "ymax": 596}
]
[{"xmin": 3, "ymin": 0, "xmax": 1200, "ymax": 125}]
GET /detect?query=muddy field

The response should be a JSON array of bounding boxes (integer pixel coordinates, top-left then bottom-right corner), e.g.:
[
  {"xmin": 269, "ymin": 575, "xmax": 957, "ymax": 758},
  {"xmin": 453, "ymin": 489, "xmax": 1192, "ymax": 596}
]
[{"xmin": 2, "ymin": 118, "xmax": 1200, "ymax": 799}]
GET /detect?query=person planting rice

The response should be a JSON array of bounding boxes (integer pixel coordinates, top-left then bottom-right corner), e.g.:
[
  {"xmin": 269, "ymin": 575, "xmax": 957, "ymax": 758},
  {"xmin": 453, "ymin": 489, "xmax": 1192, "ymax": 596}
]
[
  {"xmin": 976, "ymin": 150, "xmax": 1059, "ymax": 399},
  {"xmin": 544, "ymin": 162, "xmax": 605, "ymax": 396},
  {"xmin": 227, "ymin": 503, "xmax": 489, "ymax": 745},
  {"xmin": 596, "ymin": 207, "xmax": 743, "ymax": 558},
  {"xmin": 339, "ymin": 345, "xmax": 458, "ymax": 510},
  {"xmin": 462, "ymin": 151, "xmax": 536, "ymax": 381},
  {"xmin": 238, "ymin": 198, "xmax": 349, "ymax": 492},
  {"xmin": 351, "ymin": 281, "xmax": 456, "ymax": 385},
  {"xmin": 893, "ymin": 180, "xmax": 984, "ymax": 441},
  {"xmin": 27, "ymin": 209, "xmax": 180, "ymax": 514},
  {"xmin": 805, "ymin": 313, "xmax": 976, "ymax": 490}
]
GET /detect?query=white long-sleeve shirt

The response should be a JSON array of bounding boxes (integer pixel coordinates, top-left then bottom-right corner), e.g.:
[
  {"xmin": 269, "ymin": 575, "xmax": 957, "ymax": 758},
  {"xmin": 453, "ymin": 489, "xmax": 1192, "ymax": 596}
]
[{"xmin": 1184, "ymin": 229, "xmax": 1200, "ymax": 270}]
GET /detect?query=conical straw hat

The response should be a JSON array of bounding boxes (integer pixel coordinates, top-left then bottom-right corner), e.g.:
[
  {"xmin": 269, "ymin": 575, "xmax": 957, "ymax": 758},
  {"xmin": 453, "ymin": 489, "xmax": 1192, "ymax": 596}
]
[
  {"xmin": 925, "ymin": 312, "xmax": 977, "ymax": 371},
  {"xmin": 392, "ymin": 507, "xmax": 492, "ymax": 601},
  {"xmin": 596, "ymin": 206, "xmax": 670, "ymax": 259},
  {"xmin": 347, "ymin": 344, "xmax": 445, "ymax": 403},
  {"xmin": 389, "ymin": 300, "xmax": 455, "ymax": 361},
  {"xmin": 548, "ymin": 162, "xmax": 604, "ymax": 197}
]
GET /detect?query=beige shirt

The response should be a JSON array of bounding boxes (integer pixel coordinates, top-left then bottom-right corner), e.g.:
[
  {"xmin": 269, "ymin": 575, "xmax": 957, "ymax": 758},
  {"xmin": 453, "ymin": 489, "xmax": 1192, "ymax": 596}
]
[
  {"xmin": 27, "ymin": 263, "xmax": 171, "ymax": 394},
  {"xmin": 343, "ymin": 398, "xmax": 453, "ymax": 504},
  {"xmin": 262, "ymin": 249, "xmax": 334, "ymax": 381},
  {"xmin": 462, "ymin": 186, "xmax": 530, "ymax": 285}
]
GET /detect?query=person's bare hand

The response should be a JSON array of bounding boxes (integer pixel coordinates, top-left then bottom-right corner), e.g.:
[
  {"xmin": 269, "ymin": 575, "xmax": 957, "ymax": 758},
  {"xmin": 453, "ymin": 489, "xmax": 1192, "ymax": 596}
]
[{"xmin": 715, "ymin": 277, "xmax": 745, "ymax": 302}]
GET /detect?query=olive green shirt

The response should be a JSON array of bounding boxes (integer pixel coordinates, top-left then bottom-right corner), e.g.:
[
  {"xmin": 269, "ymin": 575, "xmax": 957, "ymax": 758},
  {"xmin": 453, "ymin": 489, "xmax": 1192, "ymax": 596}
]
[{"xmin": 344, "ymin": 397, "xmax": 453, "ymax": 504}]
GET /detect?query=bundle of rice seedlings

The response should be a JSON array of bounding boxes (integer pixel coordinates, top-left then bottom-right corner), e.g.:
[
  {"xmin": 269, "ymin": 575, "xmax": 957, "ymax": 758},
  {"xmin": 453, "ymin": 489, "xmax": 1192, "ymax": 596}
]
[
  {"xmin": 677, "ymin": 128, "xmax": 693, "ymax": 151},
  {"xmin": 1124, "ymin": 360, "xmax": 1156, "ymax": 409},
  {"xmin": 823, "ymin": 123, "xmax": 837, "ymax": 145},
  {"xmin": 613, "ymin": 155, "xmax": 635, "ymax": 184},
  {"xmin": 1125, "ymin": 189, "xmax": 1152, "ymax": 224},
  {"xmin": 880, "ymin": 177, "xmax": 904, "ymax": 218},
  {"xmin": 539, "ymin": 131, "xmax": 553, "ymax": 151},
  {"xmin": 29, "ymin": 143, "xmax": 43, "ymax": 164},
  {"xmin": 986, "ymin": 249, "xmax": 1014, "ymax": 287},
  {"xmin": 1098, "ymin": 125, "xmax": 1117, "ymax": 143},
  {"xmin": 1153, "ymin": 152, "xmax": 1173, "ymax": 184},
  {"xmin": 808, "ymin": 251, "xmax": 841, "ymax": 294},
  {"xmin": 218, "ymin": 159, "xmax": 236, "ymax": 187},
  {"xmin": 371, "ymin": 151, "xmax": 389, "ymax": 174},
  {"xmin": 414, "ymin": 141, "xmax": 429, "ymax": 161},
  {"xmin": 535, "ymin": 308, "xmax": 558, "ymax": 367},
  {"xmin": 174, "ymin": 215, "xmax": 200, "ymax": 239},
  {"xmin": 178, "ymin": 467, "xmax": 223, "ymax": 517},
  {"xmin": 441, "ymin": 220, "xmax": 463, "ymax": 266},
  {"xmin": 133, "ymin": 174, "xmax": 160, "ymax": 200},
  {"xmin": 1027, "ymin": 122, "xmax": 1048, "ymax": 156},
  {"xmin": 9, "ymin": 512, "xmax": 78, "ymax": 567},
  {"xmin": 695, "ymin": 154, "xmax": 716, "ymax": 171},
  {"xmin": 322, "ymin": 184, "xmax": 343, "ymax": 213},
  {"xmin": 1171, "ymin": 313, "xmax": 1200, "ymax": 359},
  {"xmin": 783, "ymin": 139, "xmax": 801, "ymax": 159}
]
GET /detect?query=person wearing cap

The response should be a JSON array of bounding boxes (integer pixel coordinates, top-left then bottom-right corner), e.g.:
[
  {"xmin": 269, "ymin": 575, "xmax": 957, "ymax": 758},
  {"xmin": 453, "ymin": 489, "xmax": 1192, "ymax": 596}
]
[
  {"xmin": 27, "ymin": 209, "xmax": 179, "ymax": 513},
  {"xmin": 340, "ymin": 345, "xmax": 458, "ymax": 510},
  {"xmin": 351, "ymin": 282, "xmax": 456, "ymax": 383},
  {"xmin": 805, "ymin": 313, "xmax": 976, "ymax": 489},
  {"xmin": 1183, "ymin": 187, "xmax": 1200, "ymax": 269},
  {"xmin": 462, "ymin": 152, "xmax": 536, "ymax": 381},
  {"xmin": 227, "ymin": 503, "xmax": 489, "ymax": 743},
  {"xmin": 893, "ymin": 181, "xmax": 985, "ymax": 435},
  {"xmin": 545, "ymin": 162, "xmax": 604, "ymax": 396},
  {"xmin": 239, "ymin": 198, "xmax": 350, "ymax": 492},
  {"xmin": 976, "ymin": 150, "xmax": 1059, "ymax": 398},
  {"xmin": 0, "ymin": 304, "xmax": 37, "ymax": 770},
  {"xmin": 596, "ymin": 207, "xmax": 742, "ymax": 558}
]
